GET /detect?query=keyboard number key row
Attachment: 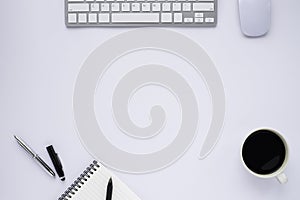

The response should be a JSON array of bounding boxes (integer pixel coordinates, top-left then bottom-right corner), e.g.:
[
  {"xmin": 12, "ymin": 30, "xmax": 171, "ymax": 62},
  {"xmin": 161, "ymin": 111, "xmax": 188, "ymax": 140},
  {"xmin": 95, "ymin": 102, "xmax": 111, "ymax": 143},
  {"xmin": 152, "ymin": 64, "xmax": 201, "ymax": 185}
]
[
  {"xmin": 68, "ymin": 0, "xmax": 215, "ymax": 1},
  {"xmin": 68, "ymin": 2, "xmax": 214, "ymax": 12},
  {"xmin": 68, "ymin": 13, "xmax": 214, "ymax": 23}
]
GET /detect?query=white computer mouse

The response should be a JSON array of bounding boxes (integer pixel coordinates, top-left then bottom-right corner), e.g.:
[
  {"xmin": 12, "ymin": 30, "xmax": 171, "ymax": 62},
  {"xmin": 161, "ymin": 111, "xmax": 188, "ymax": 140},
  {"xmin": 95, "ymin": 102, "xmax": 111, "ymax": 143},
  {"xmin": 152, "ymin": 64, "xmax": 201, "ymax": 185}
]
[{"xmin": 238, "ymin": 0, "xmax": 271, "ymax": 37}]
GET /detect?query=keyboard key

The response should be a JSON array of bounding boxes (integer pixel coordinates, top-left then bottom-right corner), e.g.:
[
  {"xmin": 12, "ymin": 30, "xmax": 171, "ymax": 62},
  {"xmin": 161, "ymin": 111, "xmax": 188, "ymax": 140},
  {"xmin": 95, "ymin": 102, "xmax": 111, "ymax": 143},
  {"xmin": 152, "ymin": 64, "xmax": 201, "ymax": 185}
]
[
  {"xmin": 162, "ymin": 3, "xmax": 171, "ymax": 11},
  {"xmin": 101, "ymin": 3, "xmax": 110, "ymax": 12},
  {"xmin": 111, "ymin": 3, "xmax": 120, "ymax": 11},
  {"xmin": 161, "ymin": 13, "xmax": 172, "ymax": 23},
  {"xmin": 121, "ymin": 3, "xmax": 130, "ymax": 11},
  {"xmin": 193, "ymin": 3, "xmax": 214, "ymax": 11},
  {"xmin": 172, "ymin": 3, "xmax": 181, "ymax": 11},
  {"xmin": 194, "ymin": 12, "xmax": 204, "ymax": 17},
  {"xmin": 205, "ymin": 17, "xmax": 214, "ymax": 23},
  {"xmin": 152, "ymin": 3, "xmax": 161, "ymax": 12},
  {"xmin": 183, "ymin": 3, "xmax": 191, "ymax": 11},
  {"xmin": 142, "ymin": 3, "xmax": 151, "ymax": 12},
  {"xmin": 68, "ymin": 0, "xmax": 84, "ymax": 2},
  {"xmin": 78, "ymin": 13, "xmax": 87, "ymax": 23},
  {"xmin": 68, "ymin": 13, "xmax": 77, "ymax": 23},
  {"xmin": 68, "ymin": 3, "xmax": 89, "ymax": 12},
  {"xmin": 195, "ymin": 17, "xmax": 204, "ymax": 23},
  {"xmin": 184, "ymin": 17, "xmax": 193, "ymax": 23},
  {"xmin": 132, "ymin": 3, "xmax": 140, "ymax": 12},
  {"xmin": 98, "ymin": 13, "xmax": 110, "ymax": 22},
  {"xmin": 174, "ymin": 13, "xmax": 182, "ymax": 23},
  {"xmin": 112, "ymin": 13, "xmax": 159, "ymax": 23},
  {"xmin": 91, "ymin": 3, "xmax": 100, "ymax": 11},
  {"xmin": 88, "ymin": 13, "xmax": 97, "ymax": 23}
]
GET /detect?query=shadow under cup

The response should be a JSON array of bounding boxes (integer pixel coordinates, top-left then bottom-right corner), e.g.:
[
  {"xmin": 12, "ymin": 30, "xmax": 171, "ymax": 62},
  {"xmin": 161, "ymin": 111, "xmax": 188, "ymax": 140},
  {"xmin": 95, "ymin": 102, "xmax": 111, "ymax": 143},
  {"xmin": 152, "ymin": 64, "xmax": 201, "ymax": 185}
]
[{"xmin": 241, "ymin": 129, "xmax": 288, "ymax": 183}]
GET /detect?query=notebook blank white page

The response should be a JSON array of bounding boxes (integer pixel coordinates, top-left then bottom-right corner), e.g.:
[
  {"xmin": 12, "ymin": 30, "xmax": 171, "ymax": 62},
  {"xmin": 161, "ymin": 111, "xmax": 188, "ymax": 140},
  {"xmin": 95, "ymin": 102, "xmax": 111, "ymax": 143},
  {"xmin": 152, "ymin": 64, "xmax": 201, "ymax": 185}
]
[{"xmin": 60, "ymin": 161, "xmax": 141, "ymax": 200}]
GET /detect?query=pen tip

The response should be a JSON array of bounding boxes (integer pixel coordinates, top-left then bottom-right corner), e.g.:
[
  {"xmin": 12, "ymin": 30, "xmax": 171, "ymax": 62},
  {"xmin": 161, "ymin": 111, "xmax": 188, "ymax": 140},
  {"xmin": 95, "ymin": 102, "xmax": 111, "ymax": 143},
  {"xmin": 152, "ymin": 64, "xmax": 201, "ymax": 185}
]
[
  {"xmin": 13, "ymin": 135, "xmax": 19, "ymax": 141},
  {"xmin": 61, "ymin": 177, "xmax": 66, "ymax": 181},
  {"xmin": 109, "ymin": 177, "xmax": 112, "ymax": 184}
]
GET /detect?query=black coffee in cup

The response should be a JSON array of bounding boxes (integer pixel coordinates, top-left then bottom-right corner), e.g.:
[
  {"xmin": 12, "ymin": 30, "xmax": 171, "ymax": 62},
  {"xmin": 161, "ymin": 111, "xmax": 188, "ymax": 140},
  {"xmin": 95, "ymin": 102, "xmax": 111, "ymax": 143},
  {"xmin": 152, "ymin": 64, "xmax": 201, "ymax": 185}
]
[{"xmin": 242, "ymin": 129, "xmax": 286, "ymax": 175}]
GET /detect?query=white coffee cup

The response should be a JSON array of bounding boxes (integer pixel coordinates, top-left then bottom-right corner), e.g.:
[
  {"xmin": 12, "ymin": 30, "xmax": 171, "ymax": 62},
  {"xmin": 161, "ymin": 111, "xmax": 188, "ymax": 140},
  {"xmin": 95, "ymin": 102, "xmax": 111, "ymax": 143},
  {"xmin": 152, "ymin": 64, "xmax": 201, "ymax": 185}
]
[{"xmin": 241, "ymin": 128, "xmax": 288, "ymax": 184}]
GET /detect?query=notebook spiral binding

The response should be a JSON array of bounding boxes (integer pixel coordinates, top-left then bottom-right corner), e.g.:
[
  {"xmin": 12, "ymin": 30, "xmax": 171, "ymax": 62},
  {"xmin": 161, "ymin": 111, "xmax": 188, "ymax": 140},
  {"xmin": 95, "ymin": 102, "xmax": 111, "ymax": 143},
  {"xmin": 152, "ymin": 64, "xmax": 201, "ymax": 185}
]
[{"xmin": 58, "ymin": 160, "xmax": 100, "ymax": 200}]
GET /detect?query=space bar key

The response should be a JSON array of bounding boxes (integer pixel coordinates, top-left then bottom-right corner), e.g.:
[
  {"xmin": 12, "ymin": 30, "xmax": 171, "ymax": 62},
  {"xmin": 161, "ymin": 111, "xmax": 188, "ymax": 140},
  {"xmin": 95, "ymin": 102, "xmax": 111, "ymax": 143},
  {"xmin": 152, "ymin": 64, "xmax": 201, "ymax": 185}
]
[{"xmin": 112, "ymin": 13, "xmax": 160, "ymax": 23}]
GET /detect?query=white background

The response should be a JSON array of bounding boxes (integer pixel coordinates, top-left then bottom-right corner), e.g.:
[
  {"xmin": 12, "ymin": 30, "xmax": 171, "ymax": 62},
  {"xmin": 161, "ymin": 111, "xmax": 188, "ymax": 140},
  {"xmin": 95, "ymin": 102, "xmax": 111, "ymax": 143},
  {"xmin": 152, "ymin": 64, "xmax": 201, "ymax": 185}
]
[{"xmin": 1, "ymin": 0, "xmax": 300, "ymax": 199}]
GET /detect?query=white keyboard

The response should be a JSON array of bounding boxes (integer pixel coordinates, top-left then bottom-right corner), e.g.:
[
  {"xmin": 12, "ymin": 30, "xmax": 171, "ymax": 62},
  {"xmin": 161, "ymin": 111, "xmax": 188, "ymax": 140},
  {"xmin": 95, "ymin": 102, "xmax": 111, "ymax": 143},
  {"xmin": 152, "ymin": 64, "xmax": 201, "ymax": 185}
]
[{"xmin": 65, "ymin": 0, "xmax": 217, "ymax": 27}]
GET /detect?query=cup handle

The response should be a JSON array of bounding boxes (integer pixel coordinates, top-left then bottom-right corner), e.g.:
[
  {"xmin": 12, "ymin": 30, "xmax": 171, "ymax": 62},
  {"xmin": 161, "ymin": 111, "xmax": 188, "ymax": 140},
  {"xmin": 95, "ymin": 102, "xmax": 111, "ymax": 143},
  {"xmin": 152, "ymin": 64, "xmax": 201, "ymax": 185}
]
[{"xmin": 276, "ymin": 173, "xmax": 288, "ymax": 184}]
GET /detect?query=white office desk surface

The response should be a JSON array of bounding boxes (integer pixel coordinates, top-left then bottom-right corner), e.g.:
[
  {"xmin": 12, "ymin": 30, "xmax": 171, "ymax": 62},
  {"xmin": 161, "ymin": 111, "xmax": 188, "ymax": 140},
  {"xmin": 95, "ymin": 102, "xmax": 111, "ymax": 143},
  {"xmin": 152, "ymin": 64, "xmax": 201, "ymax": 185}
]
[{"xmin": 1, "ymin": 0, "xmax": 299, "ymax": 199}]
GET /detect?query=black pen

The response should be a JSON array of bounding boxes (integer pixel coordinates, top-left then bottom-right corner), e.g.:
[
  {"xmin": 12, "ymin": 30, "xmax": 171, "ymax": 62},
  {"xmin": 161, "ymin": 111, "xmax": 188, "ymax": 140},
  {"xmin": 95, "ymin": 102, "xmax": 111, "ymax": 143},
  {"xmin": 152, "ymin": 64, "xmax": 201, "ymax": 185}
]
[
  {"xmin": 46, "ymin": 145, "xmax": 65, "ymax": 181},
  {"xmin": 106, "ymin": 177, "xmax": 113, "ymax": 200}
]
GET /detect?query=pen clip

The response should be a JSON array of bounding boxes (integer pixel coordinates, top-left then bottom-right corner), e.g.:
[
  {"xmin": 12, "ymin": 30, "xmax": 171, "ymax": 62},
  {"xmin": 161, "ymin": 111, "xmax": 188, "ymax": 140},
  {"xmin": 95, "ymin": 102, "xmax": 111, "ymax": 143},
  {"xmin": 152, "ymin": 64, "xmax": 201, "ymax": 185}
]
[{"xmin": 55, "ymin": 153, "xmax": 62, "ymax": 168}]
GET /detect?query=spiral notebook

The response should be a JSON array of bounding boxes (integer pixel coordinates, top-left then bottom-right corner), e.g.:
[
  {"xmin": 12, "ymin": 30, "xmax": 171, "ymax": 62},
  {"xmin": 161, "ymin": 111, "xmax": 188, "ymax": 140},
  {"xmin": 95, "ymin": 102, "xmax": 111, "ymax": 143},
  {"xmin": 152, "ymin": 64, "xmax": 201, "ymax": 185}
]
[{"xmin": 58, "ymin": 161, "xmax": 141, "ymax": 200}]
